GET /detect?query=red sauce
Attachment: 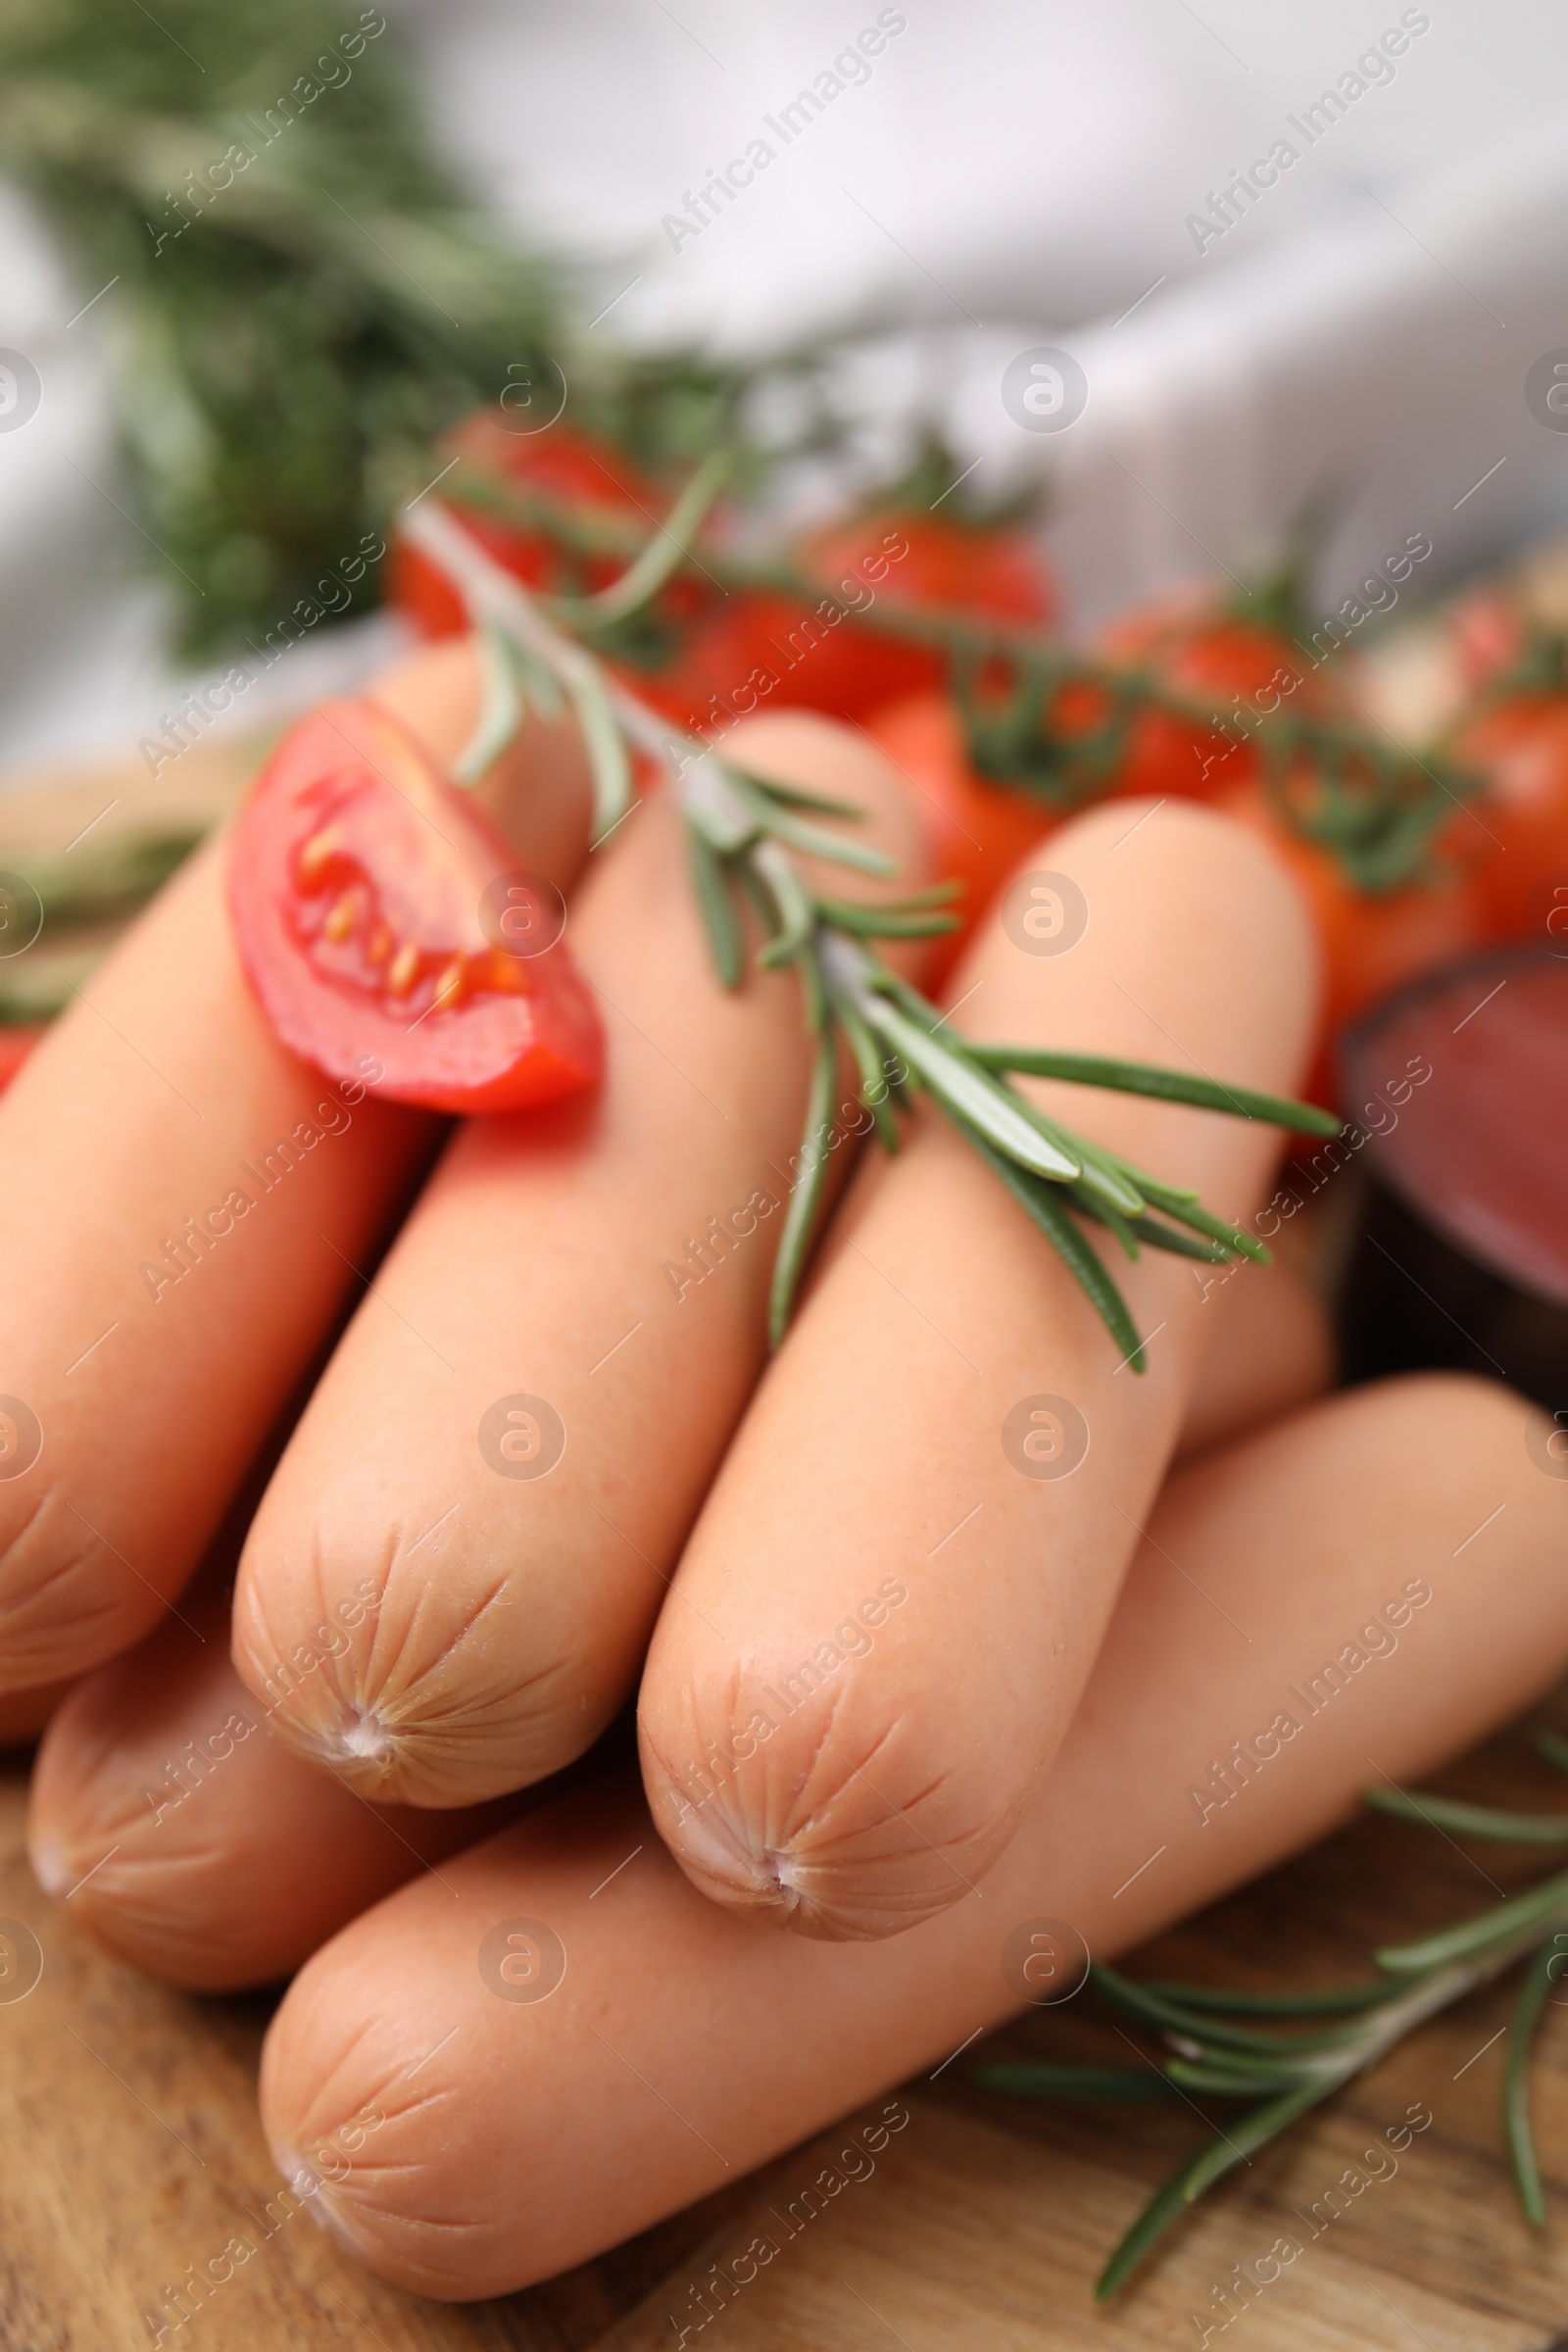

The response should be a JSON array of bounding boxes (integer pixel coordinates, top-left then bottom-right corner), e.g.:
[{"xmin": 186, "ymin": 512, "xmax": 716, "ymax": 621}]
[{"xmin": 1343, "ymin": 949, "xmax": 1568, "ymax": 1306}]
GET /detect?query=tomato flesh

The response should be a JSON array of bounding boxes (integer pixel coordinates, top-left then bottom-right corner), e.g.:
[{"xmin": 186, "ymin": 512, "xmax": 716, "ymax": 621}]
[{"xmin": 228, "ymin": 699, "xmax": 603, "ymax": 1114}]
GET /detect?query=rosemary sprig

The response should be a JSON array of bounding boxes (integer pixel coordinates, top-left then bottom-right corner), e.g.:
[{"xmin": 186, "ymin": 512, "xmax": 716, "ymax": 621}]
[
  {"xmin": 442, "ymin": 454, "xmax": 1483, "ymax": 889},
  {"xmin": 1507, "ymin": 1944, "xmax": 1556, "ymax": 2227},
  {"xmin": 976, "ymin": 1761, "xmax": 1568, "ymax": 2296},
  {"xmin": 401, "ymin": 494, "xmax": 1335, "ymax": 1360},
  {"xmin": 551, "ymin": 450, "xmax": 734, "ymax": 634}
]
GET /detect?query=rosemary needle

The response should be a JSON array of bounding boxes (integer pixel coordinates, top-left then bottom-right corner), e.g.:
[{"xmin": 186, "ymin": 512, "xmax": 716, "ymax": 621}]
[{"xmin": 972, "ymin": 1766, "xmax": 1568, "ymax": 2294}]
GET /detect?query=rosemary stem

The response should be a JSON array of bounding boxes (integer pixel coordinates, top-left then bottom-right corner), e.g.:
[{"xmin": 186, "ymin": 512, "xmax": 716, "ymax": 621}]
[{"xmin": 402, "ymin": 496, "xmax": 702, "ymax": 777}]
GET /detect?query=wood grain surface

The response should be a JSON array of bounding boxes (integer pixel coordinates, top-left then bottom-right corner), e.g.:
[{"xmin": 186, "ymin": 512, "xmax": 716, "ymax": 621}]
[{"xmin": 7, "ymin": 1699, "xmax": 1568, "ymax": 2352}]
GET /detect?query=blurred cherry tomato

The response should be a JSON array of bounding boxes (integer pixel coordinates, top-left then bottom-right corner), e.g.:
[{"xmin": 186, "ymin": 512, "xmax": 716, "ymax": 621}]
[
  {"xmin": 1446, "ymin": 690, "xmax": 1568, "ymax": 944},
  {"xmin": 0, "ymin": 1024, "xmax": 44, "ymax": 1096},
  {"xmin": 864, "ymin": 693, "xmax": 1058, "ymax": 986},
  {"xmin": 651, "ymin": 510, "xmax": 1056, "ymax": 733},
  {"xmin": 637, "ymin": 586, "xmax": 830, "ymax": 732},
  {"xmin": 1087, "ymin": 584, "xmax": 1347, "ymax": 802},
  {"xmin": 228, "ymin": 697, "xmax": 602, "ymax": 1115},
  {"xmin": 1219, "ymin": 780, "xmax": 1486, "ymax": 1048},
  {"xmin": 391, "ymin": 413, "xmax": 707, "ymax": 644},
  {"xmin": 805, "ymin": 506, "xmax": 1054, "ymax": 707}
]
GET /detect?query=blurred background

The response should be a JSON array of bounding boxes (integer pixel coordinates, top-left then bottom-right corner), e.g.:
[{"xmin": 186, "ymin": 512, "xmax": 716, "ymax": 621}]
[{"xmin": 2, "ymin": 0, "xmax": 1565, "ymax": 765}]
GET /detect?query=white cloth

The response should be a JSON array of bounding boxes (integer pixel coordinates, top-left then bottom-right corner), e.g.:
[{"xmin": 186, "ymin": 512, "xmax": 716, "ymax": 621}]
[{"xmin": 1, "ymin": 0, "xmax": 1563, "ymax": 768}]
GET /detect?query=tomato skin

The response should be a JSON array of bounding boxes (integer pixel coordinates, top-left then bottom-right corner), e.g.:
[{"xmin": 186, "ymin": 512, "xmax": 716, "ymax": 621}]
[
  {"xmin": 636, "ymin": 588, "xmax": 832, "ymax": 731},
  {"xmin": 650, "ymin": 512, "xmax": 1055, "ymax": 733},
  {"xmin": 1446, "ymin": 693, "xmax": 1568, "ymax": 943},
  {"xmin": 390, "ymin": 531, "xmax": 490, "ymax": 643},
  {"xmin": 808, "ymin": 511, "xmax": 1054, "ymax": 627},
  {"xmin": 0, "ymin": 1024, "xmax": 44, "ymax": 1095},
  {"xmin": 391, "ymin": 414, "xmax": 687, "ymax": 643},
  {"xmin": 228, "ymin": 698, "xmax": 602, "ymax": 1116},
  {"xmin": 1219, "ymin": 780, "xmax": 1486, "ymax": 1043},
  {"xmin": 864, "ymin": 693, "xmax": 1057, "ymax": 986},
  {"xmin": 802, "ymin": 509, "xmax": 1055, "ymax": 712},
  {"xmin": 645, "ymin": 584, "xmax": 922, "ymax": 732},
  {"xmin": 1091, "ymin": 586, "xmax": 1343, "ymax": 802}
]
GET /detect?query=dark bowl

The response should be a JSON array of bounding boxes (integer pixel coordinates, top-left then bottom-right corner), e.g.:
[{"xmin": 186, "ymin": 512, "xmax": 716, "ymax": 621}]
[{"xmin": 1335, "ymin": 940, "xmax": 1568, "ymax": 1406}]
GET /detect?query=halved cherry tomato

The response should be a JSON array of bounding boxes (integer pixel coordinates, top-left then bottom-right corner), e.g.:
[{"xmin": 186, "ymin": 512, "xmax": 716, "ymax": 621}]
[
  {"xmin": 1446, "ymin": 690, "xmax": 1568, "ymax": 943},
  {"xmin": 1219, "ymin": 779, "xmax": 1486, "ymax": 1052},
  {"xmin": 391, "ymin": 413, "xmax": 706, "ymax": 646},
  {"xmin": 650, "ymin": 511, "xmax": 1056, "ymax": 733},
  {"xmin": 0, "ymin": 1023, "xmax": 44, "ymax": 1096},
  {"xmin": 864, "ymin": 692, "xmax": 1057, "ymax": 987},
  {"xmin": 1082, "ymin": 583, "xmax": 1348, "ymax": 802},
  {"xmin": 228, "ymin": 698, "xmax": 602, "ymax": 1115}
]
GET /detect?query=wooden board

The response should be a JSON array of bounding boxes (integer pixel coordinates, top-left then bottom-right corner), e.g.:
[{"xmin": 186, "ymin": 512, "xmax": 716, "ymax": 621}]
[
  {"xmin": 9, "ymin": 1696, "xmax": 1568, "ymax": 2352},
  {"xmin": 0, "ymin": 735, "xmax": 261, "ymax": 854}
]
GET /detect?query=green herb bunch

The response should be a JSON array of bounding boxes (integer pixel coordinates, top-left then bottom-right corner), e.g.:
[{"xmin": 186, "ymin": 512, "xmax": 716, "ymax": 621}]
[
  {"xmin": 0, "ymin": 0, "xmax": 541, "ymax": 644},
  {"xmin": 0, "ymin": 0, "xmax": 849, "ymax": 653},
  {"xmin": 0, "ymin": 0, "xmax": 569, "ymax": 648}
]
